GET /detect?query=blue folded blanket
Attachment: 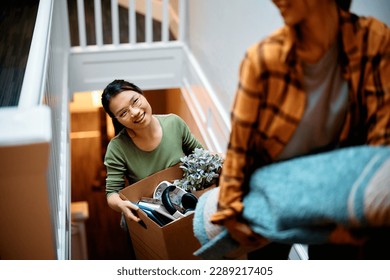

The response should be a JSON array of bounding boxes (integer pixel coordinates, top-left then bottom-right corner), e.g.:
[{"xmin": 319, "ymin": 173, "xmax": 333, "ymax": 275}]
[{"xmin": 193, "ymin": 146, "xmax": 390, "ymax": 259}]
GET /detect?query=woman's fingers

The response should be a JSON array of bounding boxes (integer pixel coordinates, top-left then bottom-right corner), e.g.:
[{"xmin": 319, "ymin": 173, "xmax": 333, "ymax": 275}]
[{"xmin": 122, "ymin": 201, "xmax": 141, "ymax": 222}]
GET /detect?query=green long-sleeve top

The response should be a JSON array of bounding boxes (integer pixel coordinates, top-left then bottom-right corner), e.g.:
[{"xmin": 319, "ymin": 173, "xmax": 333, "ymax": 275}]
[{"xmin": 104, "ymin": 114, "xmax": 204, "ymax": 197}]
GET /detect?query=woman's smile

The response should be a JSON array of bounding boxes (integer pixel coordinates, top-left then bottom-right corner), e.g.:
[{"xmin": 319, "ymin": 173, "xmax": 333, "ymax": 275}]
[{"xmin": 133, "ymin": 112, "xmax": 145, "ymax": 124}]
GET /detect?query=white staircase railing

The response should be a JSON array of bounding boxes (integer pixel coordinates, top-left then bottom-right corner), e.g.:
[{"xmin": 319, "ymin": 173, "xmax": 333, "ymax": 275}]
[
  {"xmin": 73, "ymin": 0, "xmax": 185, "ymax": 49},
  {"xmin": 68, "ymin": 0, "xmax": 188, "ymax": 96}
]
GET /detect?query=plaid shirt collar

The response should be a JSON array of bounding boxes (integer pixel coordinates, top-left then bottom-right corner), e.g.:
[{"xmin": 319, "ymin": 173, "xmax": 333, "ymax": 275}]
[{"xmin": 280, "ymin": 9, "xmax": 359, "ymax": 81}]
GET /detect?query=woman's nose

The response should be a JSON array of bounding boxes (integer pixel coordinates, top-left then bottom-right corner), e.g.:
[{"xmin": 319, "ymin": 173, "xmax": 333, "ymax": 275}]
[{"xmin": 129, "ymin": 106, "xmax": 140, "ymax": 117}]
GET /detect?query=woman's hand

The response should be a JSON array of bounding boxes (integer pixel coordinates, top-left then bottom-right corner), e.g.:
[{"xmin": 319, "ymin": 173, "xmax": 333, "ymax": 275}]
[
  {"xmin": 107, "ymin": 193, "xmax": 141, "ymax": 222},
  {"xmin": 118, "ymin": 199, "xmax": 141, "ymax": 223}
]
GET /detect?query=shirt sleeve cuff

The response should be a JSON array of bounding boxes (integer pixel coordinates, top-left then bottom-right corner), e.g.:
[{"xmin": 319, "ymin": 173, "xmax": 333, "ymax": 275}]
[{"xmin": 210, "ymin": 201, "xmax": 243, "ymax": 225}]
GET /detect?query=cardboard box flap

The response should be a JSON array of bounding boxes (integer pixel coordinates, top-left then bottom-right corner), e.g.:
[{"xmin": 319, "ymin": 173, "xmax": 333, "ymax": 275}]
[{"xmin": 120, "ymin": 163, "xmax": 183, "ymax": 203}]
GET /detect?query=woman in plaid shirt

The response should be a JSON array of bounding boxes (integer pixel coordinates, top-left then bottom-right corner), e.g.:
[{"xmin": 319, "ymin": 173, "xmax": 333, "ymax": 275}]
[{"xmin": 211, "ymin": 0, "xmax": 390, "ymax": 259}]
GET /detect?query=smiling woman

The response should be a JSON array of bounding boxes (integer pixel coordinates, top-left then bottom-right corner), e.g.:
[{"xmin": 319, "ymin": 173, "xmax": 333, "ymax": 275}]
[{"xmin": 100, "ymin": 80, "xmax": 204, "ymax": 223}]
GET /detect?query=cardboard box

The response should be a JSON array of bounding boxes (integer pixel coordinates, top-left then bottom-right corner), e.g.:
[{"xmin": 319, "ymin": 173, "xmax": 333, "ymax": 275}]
[{"xmin": 119, "ymin": 164, "xmax": 201, "ymax": 260}]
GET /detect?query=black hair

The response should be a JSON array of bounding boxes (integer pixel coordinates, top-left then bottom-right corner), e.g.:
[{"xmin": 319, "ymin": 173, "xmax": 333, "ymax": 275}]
[
  {"xmin": 101, "ymin": 79, "xmax": 144, "ymax": 135},
  {"xmin": 336, "ymin": 0, "xmax": 352, "ymax": 11}
]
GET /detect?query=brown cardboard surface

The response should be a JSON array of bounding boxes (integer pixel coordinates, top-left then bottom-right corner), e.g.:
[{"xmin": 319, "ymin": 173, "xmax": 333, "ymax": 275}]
[
  {"xmin": 0, "ymin": 143, "xmax": 56, "ymax": 259},
  {"xmin": 119, "ymin": 164, "xmax": 201, "ymax": 260}
]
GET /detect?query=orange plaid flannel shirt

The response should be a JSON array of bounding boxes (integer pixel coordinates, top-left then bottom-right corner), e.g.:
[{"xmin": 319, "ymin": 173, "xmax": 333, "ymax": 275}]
[{"xmin": 211, "ymin": 10, "xmax": 390, "ymax": 231}]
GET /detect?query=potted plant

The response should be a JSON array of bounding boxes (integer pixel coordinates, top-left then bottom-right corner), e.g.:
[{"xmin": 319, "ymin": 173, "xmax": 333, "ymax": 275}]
[{"xmin": 173, "ymin": 148, "xmax": 223, "ymax": 197}]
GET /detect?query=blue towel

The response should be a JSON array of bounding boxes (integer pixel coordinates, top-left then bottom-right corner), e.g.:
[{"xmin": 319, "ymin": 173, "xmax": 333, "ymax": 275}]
[
  {"xmin": 193, "ymin": 146, "xmax": 390, "ymax": 259},
  {"xmin": 193, "ymin": 188, "xmax": 238, "ymax": 259}
]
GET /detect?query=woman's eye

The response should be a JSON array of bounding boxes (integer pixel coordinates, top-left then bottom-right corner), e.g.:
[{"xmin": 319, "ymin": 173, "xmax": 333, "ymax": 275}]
[{"xmin": 120, "ymin": 110, "xmax": 128, "ymax": 118}]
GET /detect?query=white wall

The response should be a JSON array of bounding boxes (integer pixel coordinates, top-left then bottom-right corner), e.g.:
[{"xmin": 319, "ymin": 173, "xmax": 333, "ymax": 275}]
[
  {"xmin": 187, "ymin": 0, "xmax": 390, "ymax": 119},
  {"xmin": 187, "ymin": 0, "xmax": 281, "ymax": 117},
  {"xmin": 351, "ymin": 0, "xmax": 390, "ymax": 24}
]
